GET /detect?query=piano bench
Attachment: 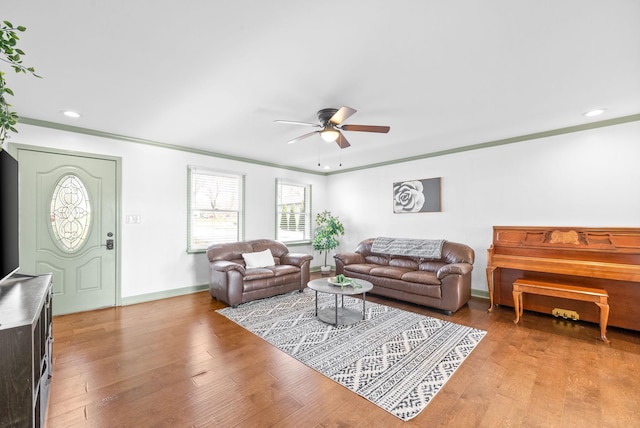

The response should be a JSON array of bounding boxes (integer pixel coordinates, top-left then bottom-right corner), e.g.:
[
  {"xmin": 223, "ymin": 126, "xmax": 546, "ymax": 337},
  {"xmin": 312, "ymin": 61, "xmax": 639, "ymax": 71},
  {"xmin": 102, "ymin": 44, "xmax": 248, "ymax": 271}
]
[{"xmin": 512, "ymin": 278, "xmax": 610, "ymax": 344}]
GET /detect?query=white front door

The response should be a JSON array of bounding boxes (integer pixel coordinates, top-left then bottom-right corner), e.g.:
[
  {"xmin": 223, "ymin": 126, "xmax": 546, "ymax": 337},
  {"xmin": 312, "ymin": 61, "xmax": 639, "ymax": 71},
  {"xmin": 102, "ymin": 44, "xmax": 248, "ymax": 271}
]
[{"xmin": 18, "ymin": 147, "xmax": 119, "ymax": 315}]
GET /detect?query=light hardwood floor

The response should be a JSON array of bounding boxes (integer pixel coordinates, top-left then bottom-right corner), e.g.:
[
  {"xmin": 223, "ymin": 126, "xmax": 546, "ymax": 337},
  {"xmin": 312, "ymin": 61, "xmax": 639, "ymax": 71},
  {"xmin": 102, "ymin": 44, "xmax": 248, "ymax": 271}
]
[{"xmin": 46, "ymin": 276, "xmax": 640, "ymax": 427}]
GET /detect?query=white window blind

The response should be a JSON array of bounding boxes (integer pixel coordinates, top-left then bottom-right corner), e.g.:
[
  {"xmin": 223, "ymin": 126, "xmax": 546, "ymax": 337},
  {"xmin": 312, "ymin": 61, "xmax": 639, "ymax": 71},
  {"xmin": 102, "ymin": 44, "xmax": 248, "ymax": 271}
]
[
  {"xmin": 276, "ymin": 179, "xmax": 311, "ymax": 243},
  {"xmin": 188, "ymin": 166, "xmax": 244, "ymax": 252}
]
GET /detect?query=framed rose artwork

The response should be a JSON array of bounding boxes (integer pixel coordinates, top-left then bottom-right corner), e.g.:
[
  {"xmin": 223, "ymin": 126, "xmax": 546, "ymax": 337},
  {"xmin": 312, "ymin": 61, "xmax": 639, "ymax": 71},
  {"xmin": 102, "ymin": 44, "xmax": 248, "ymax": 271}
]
[{"xmin": 393, "ymin": 177, "xmax": 441, "ymax": 213}]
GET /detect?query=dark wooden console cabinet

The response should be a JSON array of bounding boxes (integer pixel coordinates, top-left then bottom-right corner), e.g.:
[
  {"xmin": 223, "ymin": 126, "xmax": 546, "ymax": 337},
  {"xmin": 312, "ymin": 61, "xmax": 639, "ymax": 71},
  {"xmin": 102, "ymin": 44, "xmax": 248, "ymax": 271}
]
[{"xmin": 0, "ymin": 273, "xmax": 53, "ymax": 428}]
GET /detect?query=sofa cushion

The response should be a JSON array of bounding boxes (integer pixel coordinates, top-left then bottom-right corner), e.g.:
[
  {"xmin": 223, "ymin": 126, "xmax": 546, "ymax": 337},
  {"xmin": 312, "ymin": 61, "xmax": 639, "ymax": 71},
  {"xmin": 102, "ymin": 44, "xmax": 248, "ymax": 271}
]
[
  {"xmin": 244, "ymin": 268, "xmax": 275, "ymax": 281},
  {"xmin": 242, "ymin": 249, "xmax": 274, "ymax": 268},
  {"xmin": 401, "ymin": 270, "xmax": 441, "ymax": 285},
  {"xmin": 364, "ymin": 255, "xmax": 389, "ymax": 265},
  {"xmin": 419, "ymin": 261, "xmax": 447, "ymax": 272},
  {"xmin": 369, "ymin": 266, "xmax": 412, "ymax": 280},
  {"xmin": 244, "ymin": 265, "xmax": 300, "ymax": 282},
  {"xmin": 369, "ymin": 276, "xmax": 442, "ymax": 299},
  {"xmin": 344, "ymin": 264, "xmax": 378, "ymax": 275},
  {"xmin": 389, "ymin": 257, "xmax": 419, "ymax": 270},
  {"xmin": 271, "ymin": 265, "xmax": 299, "ymax": 276}
]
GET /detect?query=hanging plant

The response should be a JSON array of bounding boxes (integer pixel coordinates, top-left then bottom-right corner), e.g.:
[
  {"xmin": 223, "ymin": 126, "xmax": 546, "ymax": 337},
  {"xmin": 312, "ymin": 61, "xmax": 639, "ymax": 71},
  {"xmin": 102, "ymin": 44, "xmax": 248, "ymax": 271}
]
[
  {"xmin": 1, "ymin": 20, "xmax": 40, "ymax": 147},
  {"xmin": 312, "ymin": 210, "xmax": 345, "ymax": 268}
]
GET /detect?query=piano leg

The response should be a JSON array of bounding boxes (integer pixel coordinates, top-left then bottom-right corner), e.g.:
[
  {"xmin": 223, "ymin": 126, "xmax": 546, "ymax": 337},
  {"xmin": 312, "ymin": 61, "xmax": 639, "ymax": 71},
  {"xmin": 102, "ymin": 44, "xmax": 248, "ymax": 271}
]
[
  {"xmin": 486, "ymin": 266, "xmax": 496, "ymax": 312},
  {"xmin": 595, "ymin": 301, "xmax": 610, "ymax": 344},
  {"xmin": 512, "ymin": 289, "xmax": 523, "ymax": 324}
]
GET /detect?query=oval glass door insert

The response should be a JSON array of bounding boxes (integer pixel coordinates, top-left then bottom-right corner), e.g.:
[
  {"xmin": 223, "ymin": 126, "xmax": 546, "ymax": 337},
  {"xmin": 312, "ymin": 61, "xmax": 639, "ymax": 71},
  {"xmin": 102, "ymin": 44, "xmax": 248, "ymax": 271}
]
[{"xmin": 50, "ymin": 174, "xmax": 92, "ymax": 252}]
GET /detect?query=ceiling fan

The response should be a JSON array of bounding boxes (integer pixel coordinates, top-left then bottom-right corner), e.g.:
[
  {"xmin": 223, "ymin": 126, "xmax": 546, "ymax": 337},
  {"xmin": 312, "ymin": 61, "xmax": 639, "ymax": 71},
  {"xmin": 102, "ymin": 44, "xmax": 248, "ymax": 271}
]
[{"xmin": 275, "ymin": 106, "xmax": 390, "ymax": 148}]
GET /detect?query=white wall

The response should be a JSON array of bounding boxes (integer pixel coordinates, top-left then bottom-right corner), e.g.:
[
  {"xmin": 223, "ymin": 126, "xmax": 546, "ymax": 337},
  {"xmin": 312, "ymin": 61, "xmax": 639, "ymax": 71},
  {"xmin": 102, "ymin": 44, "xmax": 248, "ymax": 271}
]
[
  {"xmin": 326, "ymin": 121, "xmax": 640, "ymax": 295},
  {"xmin": 12, "ymin": 120, "xmax": 640, "ymax": 300},
  {"xmin": 12, "ymin": 124, "xmax": 328, "ymax": 299}
]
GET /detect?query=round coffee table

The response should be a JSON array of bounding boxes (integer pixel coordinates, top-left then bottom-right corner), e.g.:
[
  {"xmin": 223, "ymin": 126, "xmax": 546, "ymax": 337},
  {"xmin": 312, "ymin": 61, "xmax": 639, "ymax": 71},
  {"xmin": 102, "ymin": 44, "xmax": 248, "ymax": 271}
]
[{"xmin": 307, "ymin": 277, "xmax": 374, "ymax": 325}]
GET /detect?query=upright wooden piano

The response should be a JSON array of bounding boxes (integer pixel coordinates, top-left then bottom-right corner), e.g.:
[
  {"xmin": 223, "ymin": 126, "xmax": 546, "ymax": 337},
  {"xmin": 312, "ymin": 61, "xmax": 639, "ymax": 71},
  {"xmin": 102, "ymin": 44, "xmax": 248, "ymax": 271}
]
[{"xmin": 486, "ymin": 226, "xmax": 640, "ymax": 331}]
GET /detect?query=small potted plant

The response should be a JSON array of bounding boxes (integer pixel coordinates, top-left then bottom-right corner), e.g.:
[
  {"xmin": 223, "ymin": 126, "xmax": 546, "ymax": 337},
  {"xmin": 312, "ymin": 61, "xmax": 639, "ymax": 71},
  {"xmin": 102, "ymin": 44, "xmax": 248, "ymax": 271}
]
[{"xmin": 312, "ymin": 210, "xmax": 344, "ymax": 275}]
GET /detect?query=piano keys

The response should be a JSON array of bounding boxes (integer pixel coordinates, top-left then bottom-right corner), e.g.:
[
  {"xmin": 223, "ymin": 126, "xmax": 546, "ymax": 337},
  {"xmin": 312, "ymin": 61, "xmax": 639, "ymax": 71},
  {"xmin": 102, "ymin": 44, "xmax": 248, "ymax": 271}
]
[{"xmin": 486, "ymin": 226, "xmax": 640, "ymax": 331}]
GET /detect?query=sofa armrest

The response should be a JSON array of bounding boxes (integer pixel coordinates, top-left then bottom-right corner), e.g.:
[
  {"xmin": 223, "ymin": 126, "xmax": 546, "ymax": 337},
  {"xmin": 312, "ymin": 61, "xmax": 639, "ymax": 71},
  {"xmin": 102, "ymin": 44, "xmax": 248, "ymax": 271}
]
[
  {"xmin": 334, "ymin": 252, "xmax": 366, "ymax": 275},
  {"xmin": 436, "ymin": 262, "xmax": 472, "ymax": 279},
  {"xmin": 334, "ymin": 252, "xmax": 366, "ymax": 265},
  {"xmin": 280, "ymin": 253, "xmax": 313, "ymax": 267},
  {"xmin": 211, "ymin": 260, "xmax": 246, "ymax": 275}
]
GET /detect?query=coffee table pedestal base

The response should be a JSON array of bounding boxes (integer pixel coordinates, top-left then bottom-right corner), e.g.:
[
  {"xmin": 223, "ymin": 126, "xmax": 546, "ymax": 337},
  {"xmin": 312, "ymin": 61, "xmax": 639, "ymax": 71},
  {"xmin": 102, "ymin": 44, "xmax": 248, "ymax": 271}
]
[
  {"xmin": 307, "ymin": 278, "xmax": 374, "ymax": 327},
  {"xmin": 317, "ymin": 306, "xmax": 363, "ymax": 326}
]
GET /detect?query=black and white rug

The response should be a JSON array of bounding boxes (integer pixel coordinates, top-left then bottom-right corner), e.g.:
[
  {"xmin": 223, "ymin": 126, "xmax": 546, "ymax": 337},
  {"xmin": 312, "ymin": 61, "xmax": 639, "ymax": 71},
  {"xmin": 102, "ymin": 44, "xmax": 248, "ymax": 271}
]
[{"xmin": 217, "ymin": 289, "xmax": 486, "ymax": 421}]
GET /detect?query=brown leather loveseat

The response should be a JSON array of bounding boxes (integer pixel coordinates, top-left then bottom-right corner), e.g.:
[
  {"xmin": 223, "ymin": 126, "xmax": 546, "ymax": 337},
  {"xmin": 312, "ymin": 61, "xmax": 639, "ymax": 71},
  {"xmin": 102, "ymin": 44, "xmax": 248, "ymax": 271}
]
[
  {"xmin": 334, "ymin": 237, "xmax": 474, "ymax": 314},
  {"xmin": 206, "ymin": 239, "xmax": 313, "ymax": 307}
]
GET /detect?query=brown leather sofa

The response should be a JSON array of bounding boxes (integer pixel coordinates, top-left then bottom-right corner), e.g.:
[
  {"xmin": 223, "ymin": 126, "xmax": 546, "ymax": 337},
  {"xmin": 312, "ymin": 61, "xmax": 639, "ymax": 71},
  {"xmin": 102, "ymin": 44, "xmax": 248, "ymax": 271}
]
[
  {"xmin": 334, "ymin": 238, "xmax": 474, "ymax": 314},
  {"xmin": 206, "ymin": 239, "xmax": 313, "ymax": 307}
]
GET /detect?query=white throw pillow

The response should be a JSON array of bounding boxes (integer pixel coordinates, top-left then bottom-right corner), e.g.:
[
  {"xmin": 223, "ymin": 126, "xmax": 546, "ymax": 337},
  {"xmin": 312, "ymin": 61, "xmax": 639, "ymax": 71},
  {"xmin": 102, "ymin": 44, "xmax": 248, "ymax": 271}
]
[{"xmin": 242, "ymin": 248, "xmax": 275, "ymax": 268}]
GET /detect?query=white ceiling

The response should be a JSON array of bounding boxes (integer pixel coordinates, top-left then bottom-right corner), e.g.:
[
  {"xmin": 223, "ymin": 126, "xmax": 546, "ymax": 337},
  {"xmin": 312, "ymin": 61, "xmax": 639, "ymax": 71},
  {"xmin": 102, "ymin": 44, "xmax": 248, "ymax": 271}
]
[{"xmin": 4, "ymin": 0, "xmax": 640, "ymax": 173}]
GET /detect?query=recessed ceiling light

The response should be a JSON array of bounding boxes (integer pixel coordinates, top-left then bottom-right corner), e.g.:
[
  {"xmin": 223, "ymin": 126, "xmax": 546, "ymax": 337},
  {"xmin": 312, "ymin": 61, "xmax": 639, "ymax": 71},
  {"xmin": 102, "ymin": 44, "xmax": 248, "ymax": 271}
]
[
  {"xmin": 63, "ymin": 111, "xmax": 81, "ymax": 118},
  {"xmin": 583, "ymin": 109, "xmax": 606, "ymax": 117},
  {"xmin": 323, "ymin": 165, "xmax": 331, "ymax": 170}
]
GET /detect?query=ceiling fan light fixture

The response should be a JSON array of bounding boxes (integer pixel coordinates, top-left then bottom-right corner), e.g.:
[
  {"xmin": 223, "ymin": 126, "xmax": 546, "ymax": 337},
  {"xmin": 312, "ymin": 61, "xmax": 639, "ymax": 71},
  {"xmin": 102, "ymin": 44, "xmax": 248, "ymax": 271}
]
[
  {"xmin": 276, "ymin": 106, "xmax": 389, "ymax": 149},
  {"xmin": 320, "ymin": 128, "xmax": 340, "ymax": 142}
]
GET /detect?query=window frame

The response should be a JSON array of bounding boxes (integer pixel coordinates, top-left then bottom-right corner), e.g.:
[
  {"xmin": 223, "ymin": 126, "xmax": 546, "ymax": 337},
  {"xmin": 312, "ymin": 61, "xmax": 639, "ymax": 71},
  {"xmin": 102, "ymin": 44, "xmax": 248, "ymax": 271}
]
[
  {"xmin": 187, "ymin": 166, "xmax": 245, "ymax": 253},
  {"xmin": 275, "ymin": 178, "xmax": 312, "ymax": 245}
]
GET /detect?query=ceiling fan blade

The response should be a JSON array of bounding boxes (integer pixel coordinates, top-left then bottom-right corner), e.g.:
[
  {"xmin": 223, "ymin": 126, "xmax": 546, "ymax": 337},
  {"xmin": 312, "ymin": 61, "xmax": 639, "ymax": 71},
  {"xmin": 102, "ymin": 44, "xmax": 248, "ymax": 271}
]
[
  {"xmin": 340, "ymin": 124, "xmax": 390, "ymax": 133},
  {"xmin": 329, "ymin": 106, "xmax": 357, "ymax": 126},
  {"xmin": 286, "ymin": 130, "xmax": 319, "ymax": 144},
  {"xmin": 275, "ymin": 120, "xmax": 320, "ymax": 127},
  {"xmin": 335, "ymin": 132, "xmax": 351, "ymax": 148}
]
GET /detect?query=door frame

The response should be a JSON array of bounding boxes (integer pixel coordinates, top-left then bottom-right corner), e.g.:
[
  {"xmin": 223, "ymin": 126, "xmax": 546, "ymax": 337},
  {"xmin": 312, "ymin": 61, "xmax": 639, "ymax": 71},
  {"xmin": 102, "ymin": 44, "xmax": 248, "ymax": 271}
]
[{"xmin": 11, "ymin": 143, "xmax": 122, "ymax": 308}]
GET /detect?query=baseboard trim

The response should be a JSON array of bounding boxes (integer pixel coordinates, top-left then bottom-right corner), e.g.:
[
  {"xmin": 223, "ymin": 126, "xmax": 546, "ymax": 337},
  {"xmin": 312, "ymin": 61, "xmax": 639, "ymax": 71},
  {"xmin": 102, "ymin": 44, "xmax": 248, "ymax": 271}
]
[
  {"xmin": 471, "ymin": 289, "xmax": 490, "ymax": 300},
  {"xmin": 310, "ymin": 265, "xmax": 335, "ymax": 273},
  {"xmin": 120, "ymin": 282, "xmax": 488, "ymax": 307},
  {"xmin": 121, "ymin": 284, "xmax": 209, "ymax": 306}
]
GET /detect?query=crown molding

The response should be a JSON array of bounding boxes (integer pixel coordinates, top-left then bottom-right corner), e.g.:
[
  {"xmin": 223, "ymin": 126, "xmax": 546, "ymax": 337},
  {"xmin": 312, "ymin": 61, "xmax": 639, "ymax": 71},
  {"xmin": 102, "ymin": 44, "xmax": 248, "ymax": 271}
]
[
  {"xmin": 19, "ymin": 113, "xmax": 640, "ymax": 176},
  {"xmin": 326, "ymin": 113, "xmax": 640, "ymax": 175}
]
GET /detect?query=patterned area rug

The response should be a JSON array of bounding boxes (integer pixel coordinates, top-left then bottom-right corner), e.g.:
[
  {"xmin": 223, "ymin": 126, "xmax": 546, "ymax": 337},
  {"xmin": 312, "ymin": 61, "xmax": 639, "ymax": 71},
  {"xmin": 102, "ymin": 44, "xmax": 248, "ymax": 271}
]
[{"xmin": 217, "ymin": 289, "xmax": 486, "ymax": 421}]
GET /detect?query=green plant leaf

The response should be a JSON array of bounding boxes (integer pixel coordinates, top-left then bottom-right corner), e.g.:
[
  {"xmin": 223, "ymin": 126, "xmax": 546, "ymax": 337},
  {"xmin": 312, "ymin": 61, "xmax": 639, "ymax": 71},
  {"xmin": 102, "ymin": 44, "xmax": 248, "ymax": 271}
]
[{"xmin": 0, "ymin": 20, "xmax": 39, "ymax": 143}]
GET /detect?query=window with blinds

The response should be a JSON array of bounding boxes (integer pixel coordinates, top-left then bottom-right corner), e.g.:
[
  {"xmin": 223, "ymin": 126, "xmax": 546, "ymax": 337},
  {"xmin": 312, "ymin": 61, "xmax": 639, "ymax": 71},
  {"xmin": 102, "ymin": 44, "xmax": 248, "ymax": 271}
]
[
  {"xmin": 188, "ymin": 166, "xmax": 244, "ymax": 252},
  {"xmin": 276, "ymin": 179, "xmax": 311, "ymax": 244}
]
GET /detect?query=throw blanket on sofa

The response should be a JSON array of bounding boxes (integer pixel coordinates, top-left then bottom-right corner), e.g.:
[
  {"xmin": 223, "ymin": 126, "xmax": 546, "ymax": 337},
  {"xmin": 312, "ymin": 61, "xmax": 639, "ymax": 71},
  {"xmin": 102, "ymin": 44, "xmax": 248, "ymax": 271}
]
[{"xmin": 372, "ymin": 237, "xmax": 446, "ymax": 259}]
